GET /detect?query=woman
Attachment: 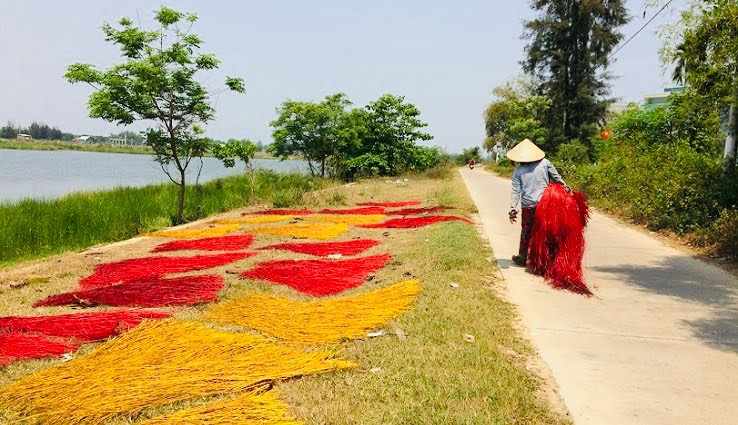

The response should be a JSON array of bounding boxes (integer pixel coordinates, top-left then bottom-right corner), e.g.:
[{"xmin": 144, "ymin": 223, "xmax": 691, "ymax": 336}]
[{"xmin": 507, "ymin": 139, "xmax": 571, "ymax": 266}]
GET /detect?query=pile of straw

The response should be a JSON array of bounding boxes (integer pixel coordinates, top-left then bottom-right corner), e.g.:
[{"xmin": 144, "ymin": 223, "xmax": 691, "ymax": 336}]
[
  {"xmin": 138, "ymin": 390, "xmax": 303, "ymax": 425},
  {"xmin": 152, "ymin": 235, "xmax": 254, "ymax": 252},
  {"xmin": 357, "ymin": 201, "xmax": 421, "ymax": 207},
  {"xmin": 80, "ymin": 252, "xmax": 253, "ymax": 288},
  {"xmin": 146, "ymin": 224, "xmax": 241, "ymax": 238},
  {"xmin": 0, "ymin": 319, "xmax": 354, "ymax": 424},
  {"xmin": 319, "ymin": 207, "xmax": 385, "ymax": 215},
  {"xmin": 250, "ymin": 222, "xmax": 348, "ymax": 240},
  {"xmin": 206, "ymin": 280, "xmax": 420, "ymax": 345},
  {"xmin": 306, "ymin": 214, "xmax": 385, "ymax": 225},
  {"xmin": 259, "ymin": 239, "xmax": 380, "ymax": 256},
  {"xmin": 361, "ymin": 215, "xmax": 472, "ymax": 228},
  {"xmin": 35, "ymin": 275, "xmax": 224, "ymax": 308},
  {"xmin": 212, "ymin": 215, "xmax": 295, "ymax": 225},
  {"xmin": 241, "ymin": 254, "xmax": 392, "ymax": 296}
]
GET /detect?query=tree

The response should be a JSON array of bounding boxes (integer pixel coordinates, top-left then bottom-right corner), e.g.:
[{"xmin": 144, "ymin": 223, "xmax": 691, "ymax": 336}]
[
  {"xmin": 670, "ymin": 0, "xmax": 738, "ymax": 166},
  {"xmin": 345, "ymin": 94, "xmax": 433, "ymax": 176},
  {"xmin": 523, "ymin": 0, "xmax": 629, "ymax": 149},
  {"xmin": 484, "ymin": 77, "xmax": 550, "ymax": 153},
  {"xmin": 212, "ymin": 139, "xmax": 258, "ymax": 198},
  {"xmin": 65, "ymin": 7, "xmax": 245, "ymax": 223},
  {"xmin": 269, "ymin": 93, "xmax": 359, "ymax": 177}
]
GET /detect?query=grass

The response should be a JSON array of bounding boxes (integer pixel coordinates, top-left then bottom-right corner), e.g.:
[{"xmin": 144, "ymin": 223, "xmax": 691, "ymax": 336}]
[
  {"xmin": 0, "ymin": 172, "xmax": 568, "ymax": 424},
  {"xmin": 0, "ymin": 170, "xmax": 322, "ymax": 266},
  {"xmin": 486, "ymin": 161, "xmax": 515, "ymax": 178}
]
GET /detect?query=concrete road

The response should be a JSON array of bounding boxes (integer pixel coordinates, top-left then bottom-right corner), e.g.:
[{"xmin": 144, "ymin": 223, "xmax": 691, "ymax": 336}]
[{"xmin": 460, "ymin": 168, "xmax": 738, "ymax": 425}]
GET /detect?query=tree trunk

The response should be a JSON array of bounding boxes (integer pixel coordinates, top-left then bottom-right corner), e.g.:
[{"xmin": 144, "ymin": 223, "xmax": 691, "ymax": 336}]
[
  {"xmin": 321, "ymin": 157, "xmax": 326, "ymax": 177},
  {"xmin": 177, "ymin": 170, "xmax": 186, "ymax": 224},
  {"xmin": 723, "ymin": 103, "xmax": 737, "ymax": 171}
]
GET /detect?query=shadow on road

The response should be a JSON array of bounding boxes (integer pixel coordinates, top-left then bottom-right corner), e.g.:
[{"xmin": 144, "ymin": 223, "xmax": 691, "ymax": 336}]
[{"xmin": 592, "ymin": 256, "xmax": 738, "ymax": 353}]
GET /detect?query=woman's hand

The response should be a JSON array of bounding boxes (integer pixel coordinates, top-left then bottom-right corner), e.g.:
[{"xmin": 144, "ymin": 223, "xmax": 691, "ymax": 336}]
[{"xmin": 509, "ymin": 209, "xmax": 518, "ymax": 224}]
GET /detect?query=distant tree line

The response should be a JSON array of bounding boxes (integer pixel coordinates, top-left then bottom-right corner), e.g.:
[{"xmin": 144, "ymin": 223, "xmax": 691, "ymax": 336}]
[{"xmin": 0, "ymin": 121, "xmax": 75, "ymax": 140}]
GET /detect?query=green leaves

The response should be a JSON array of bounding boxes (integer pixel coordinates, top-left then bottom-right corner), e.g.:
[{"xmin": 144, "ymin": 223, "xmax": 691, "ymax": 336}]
[
  {"xmin": 211, "ymin": 139, "xmax": 258, "ymax": 168},
  {"xmin": 225, "ymin": 77, "xmax": 246, "ymax": 93}
]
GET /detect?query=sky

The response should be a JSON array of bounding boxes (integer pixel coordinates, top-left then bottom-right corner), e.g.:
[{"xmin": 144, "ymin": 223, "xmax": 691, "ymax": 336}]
[{"xmin": 0, "ymin": 0, "xmax": 688, "ymax": 153}]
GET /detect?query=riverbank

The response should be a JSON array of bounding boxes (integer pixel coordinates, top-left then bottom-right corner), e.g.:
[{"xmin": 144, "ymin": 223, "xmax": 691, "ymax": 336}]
[
  {"xmin": 0, "ymin": 138, "xmax": 279, "ymax": 159},
  {"xmin": 0, "ymin": 170, "xmax": 322, "ymax": 266}
]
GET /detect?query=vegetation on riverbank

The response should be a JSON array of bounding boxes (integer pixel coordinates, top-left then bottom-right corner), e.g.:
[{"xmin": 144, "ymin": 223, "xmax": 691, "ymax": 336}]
[{"xmin": 0, "ymin": 170, "xmax": 321, "ymax": 266}]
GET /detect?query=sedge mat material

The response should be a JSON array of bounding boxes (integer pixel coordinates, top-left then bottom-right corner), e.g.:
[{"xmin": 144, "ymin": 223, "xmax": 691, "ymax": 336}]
[
  {"xmin": 241, "ymin": 254, "xmax": 392, "ymax": 296},
  {"xmin": 0, "ymin": 319, "xmax": 354, "ymax": 424},
  {"xmin": 527, "ymin": 183, "xmax": 592, "ymax": 295},
  {"xmin": 386, "ymin": 205, "xmax": 454, "ymax": 216},
  {"xmin": 0, "ymin": 333, "xmax": 80, "ymax": 367},
  {"xmin": 137, "ymin": 390, "xmax": 303, "ymax": 425},
  {"xmin": 250, "ymin": 222, "xmax": 348, "ymax": 240},
  {"xmin": 305, "ymin": 214, "xmax": 385, "ymax": 225},
  {"xmin": 80, "ymin": 252, "xmax": 254, "ymax": 289},
  {"xmin": 244, "ymin": 208, "xmax": 313, "ymax": 216},
  {"xmin": 357, "ymin": 201, "xmax": 421, "ymax": 207},
  {"xmin": 35, "ymin": 275, "xmax": 225, "ymax": 308},
  {"xmin": 146, "ymin": 223, "xmax": 241, "ymax": 238},
  {"xmin": 319, "ymin": 207, "xmax": 385, "ymax": 215},
  {"xmin": 212, "ymin": 215, "xmax": 295, "ymax": 225},
  {"xmin": 152, "ymin": 235, "xmax": 255, "ymax": 252},
  {"xmin": 360, "ymin": 215, "xmax": 473, "ymax": 228},
  {"xmin": 258, "ymin": 239, "xmax": 380, "ymax": 257},
  {"xmin": 0, "ymin": 310, "xmax": 171, "ymax": 342},
  {"xmin": 206, "ymin": 279, "xmax": 420, "ymax": 345}
]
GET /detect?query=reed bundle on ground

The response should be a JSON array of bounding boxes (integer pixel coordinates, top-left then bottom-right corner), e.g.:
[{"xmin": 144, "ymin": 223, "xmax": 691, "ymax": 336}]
[
  {"xmin": 250, "ymin": 222, "xmax": 348, "ymax": 240},
  {"xmin": 244, "ymin": 209, "xmax": 314, "ymax": 216},
  {"xmin": 241, "ymin": 254, "xmax": 392, "ymax": 296},
  {"xmin": 357, "ymin": 201, "xmax": 421, "ymax": 207},
  {"xmin": 386, "ymin": 206, "xmax": 454, "ymax": 216},
  {"xmin": 259, "ymin": 239, "xmax": 380, "ymax": 256},
  {"xmin": 206, "ymin": 279, "xmax": 420, "ymax": 345},
  {"xmin": 527, "ymin": 183, "xmax": 592, "ymax": 295},
  {"xmin": 213, "ymin": 215, "xmax": 295, "ymax": 225},
  {"xmin": 35, "ymin": 275, "xmax": 224, "ymax": 308},
  {"xmin": 0, "ymin": 310, "xmax": 171, "ymax": 342},
  {"xmin": 306, "ymin": 214, "xmax": 385, "ymax": 225},
  {"xmin": 0, "ymin": 319, "xmax": 355, "ymax": 424},
  {"xmin": 360, "ymin": 215, "xmax": 473, "ymax": 228},
  {"xmin": 152, "ymin": 235, "xmax": 255, "ymax": 252},
  {"xmin": 319, "ymin": 207, "xmax": 385, "ymax": 215},
  {"xmin": 146, "ymin": 224, "xmax": 241, "ymax": 238},
  {"xmin": 0, "ymin": 332, "xmax": 80, "ymax": 367},
  {"xmin": 137, "ymin": 390, "xmax": 303, "ymax": 425},
  {"xmin": 80, "ymin": 252, "xmax": 254, "ymax": 288}
]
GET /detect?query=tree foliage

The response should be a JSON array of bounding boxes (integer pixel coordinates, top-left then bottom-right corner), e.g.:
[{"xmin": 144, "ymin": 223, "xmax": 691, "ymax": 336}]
[
  {"xmin": 523, "ymin": 0, "xmax": 629, "ymax": 149},
  {"xmin": 484, "ymin": 77, "xmax": 550, "ymax": 152},
  {"xmin": 64, "ymin": 7, "xmax": 245, "ymax": 223}
]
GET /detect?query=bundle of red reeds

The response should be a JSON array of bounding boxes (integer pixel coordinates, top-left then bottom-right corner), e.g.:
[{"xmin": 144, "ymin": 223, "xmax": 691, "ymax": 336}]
[
  {"xmin": 152, "ymin": 235, "xmax": 254, "ymax": 252},
  {"xmin": 360, "ymin": 215, "xmax": 472, "ymax": 228},
  {"xmin": 259, "ymin": 239, "xmax": 380, "ymax": 256},
  {"xmin": 357, "ymin": 201, "xmax": 421, "ymax": 207},
  {"xmin": 319, "ymin": 207, "xmax": 385, "ymax": 215},
  {"xmin": 35, "ymin": 275, "xmax": 225, "ymax": 308},
  {"xmin": 385, "ymin": 205, "xmax": 454, "ymax": 216},
  {"xmin": 243, "ymin": 208, "xmax": 313, "ymax": 215},
  {"xmin": 527, "ymin": 183, "xmax": 591, "ymax": 295},
  {"xmin": 0, "ymin": 332, "xmax": 80, "ymax": 367}
]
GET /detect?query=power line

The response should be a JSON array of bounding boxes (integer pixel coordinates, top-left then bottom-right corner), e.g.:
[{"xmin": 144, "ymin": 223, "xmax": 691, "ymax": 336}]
[{"xmin": 608, "ymin": 0, "xmax": 674, "ymax": 61}]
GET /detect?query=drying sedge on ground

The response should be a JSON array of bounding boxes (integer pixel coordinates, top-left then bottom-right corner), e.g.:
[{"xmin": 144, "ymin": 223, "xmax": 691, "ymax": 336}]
[
  {"xmin": 146, "ymin": 223, "xmax": 241, "ymax": 238},
  {"xmin": 241, "ymin": 254, "xmax": 392, "ymax": 296},
  {"xmin": 35, "ymin": 275, "xmax": 225, "ymax": 308},
  {"xmin": 0, "ymin": 319, "xmax": 354, "ymax": 424},
  {"xmin": 506, "ymin": 138, "xmax": 591, "ymax": 295},
  {"xmin": 360, "ymin": 215, "xmax": 472, "ymax": 228},
  {"xmin": 205, "ymin": 279, "xmax": 420, "ymax": 345},
  {"xmin": 250, "ymin": 222, "xmax": 349, "ymax": 240},
  {"xmin": 0, "ymin": 333, "xmax": 80, "ymax": 367},
  {"xmin": 244, "ymin": 208, "xmax": 314, "ymax": 215},
  {"xmin": 79, "ymin": 252, "xmax": 254, "ymax": 288},
  {"xmin": 306, "ymin": 214, "xmax": 385, "ymax": 225},
  {"xmin": 212, "ymin": 215, "xmax": 296, "ymax": 225},
  {"xmin": 385, "ymin": 205, "xmax": 455, "ymax": 216},
  {"xmin": 319, "ymin": 206, "xmax": 385, "ymax": 215},
  {"xmin": 137, "ymin": 389, "xmax": 304, "ymax": 425},
  {"xmin": 258, "ymin": 239, "xmax": 380, "ymax": 256},
  {"xmin": 357, "ymin": 201, "xmax": 421, "ymax": 207},
  {"xmin": 152, "ymin": 234, "xmax": 254, "ymax": 252}
]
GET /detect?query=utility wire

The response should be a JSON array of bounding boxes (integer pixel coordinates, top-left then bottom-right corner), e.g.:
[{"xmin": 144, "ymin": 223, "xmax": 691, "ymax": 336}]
[{"xmin": 608, "ymin": 0, "xmax": 674, "ymax": 61}]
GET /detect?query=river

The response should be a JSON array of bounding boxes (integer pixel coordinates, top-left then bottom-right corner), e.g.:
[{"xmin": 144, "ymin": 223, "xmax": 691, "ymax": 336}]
[{"xmin": 0, "ymin": 149, "xmax": 307, "ymax": 203}]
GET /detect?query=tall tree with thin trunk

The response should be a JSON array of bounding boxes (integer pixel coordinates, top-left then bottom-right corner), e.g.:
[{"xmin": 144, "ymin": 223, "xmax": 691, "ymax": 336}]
[
  {"xmin": 65, "ymin": 7, "xmax": 245, "ymax": 223},
  {"xmin": 523, "ymin": 0, "xmax": 629, "ymax": 151}
]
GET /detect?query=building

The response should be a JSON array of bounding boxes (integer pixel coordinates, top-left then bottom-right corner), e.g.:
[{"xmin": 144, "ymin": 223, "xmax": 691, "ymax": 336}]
[
  {"xmin": 109, "ymin": 137, "xmax": 131, "ymax": 146},
  {"xmin": 16, "ymin": 133, "xmax": 32, "ymax": 141},
  {"xmin": 644, "ymin": 87, "xmax": 685, "ymax": 107},
  {"xmin": 72, "ymin": 135, "xmax": 92, "ymax": 144}
]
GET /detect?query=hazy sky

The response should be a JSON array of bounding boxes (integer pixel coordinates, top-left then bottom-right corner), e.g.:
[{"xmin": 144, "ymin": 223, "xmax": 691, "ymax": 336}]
[{"xmin": 0, "ymin": 1, "xmax": 687, "ymax": 153}]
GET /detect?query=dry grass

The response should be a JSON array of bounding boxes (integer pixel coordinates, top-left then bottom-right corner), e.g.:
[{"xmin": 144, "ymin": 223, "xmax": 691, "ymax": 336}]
[{"xmin": 0, "ymin": 173, "xmax": 569, "ymax": 425}]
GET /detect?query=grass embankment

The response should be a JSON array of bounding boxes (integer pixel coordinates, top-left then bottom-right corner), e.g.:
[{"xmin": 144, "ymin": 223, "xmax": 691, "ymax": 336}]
[
  {"xmin": 0, "ymin": 170, "xmax": 568, "ymax": 424},
  {"xmin": 486, "ymin": 161, "xmax": 514, "ymax": 178},
  {"xmin": 0, "ymin": 170, "xmax": 321, "ymax": 266},
  {"xmin": 0, "ymin": 138, "xmax": 279, "ymax": 159}
]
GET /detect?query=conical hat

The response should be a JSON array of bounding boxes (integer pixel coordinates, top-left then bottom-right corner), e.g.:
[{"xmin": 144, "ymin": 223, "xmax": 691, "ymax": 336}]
[{"xmin": 506, "ymin": 139, "xmax": 545, "ymax": 162}]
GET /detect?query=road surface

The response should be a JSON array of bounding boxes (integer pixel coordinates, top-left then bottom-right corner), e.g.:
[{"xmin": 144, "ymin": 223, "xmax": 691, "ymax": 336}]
[{"xmin": 460, "ymin": 167, "xmax": 738, "ymax": 425}]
